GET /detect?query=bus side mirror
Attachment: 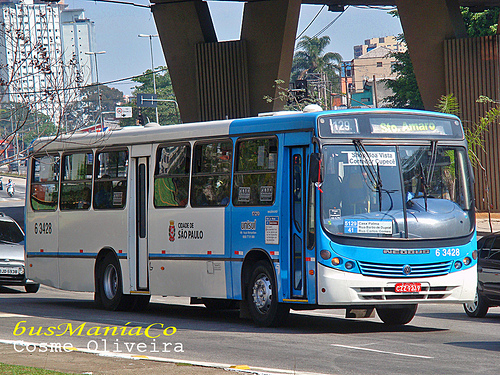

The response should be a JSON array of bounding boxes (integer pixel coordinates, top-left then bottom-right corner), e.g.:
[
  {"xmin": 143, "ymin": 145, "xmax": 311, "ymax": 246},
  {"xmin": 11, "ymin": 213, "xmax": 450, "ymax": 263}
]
[{"xmin": 309, "ymin": 153, "xmax": 322, "ymax": 183}]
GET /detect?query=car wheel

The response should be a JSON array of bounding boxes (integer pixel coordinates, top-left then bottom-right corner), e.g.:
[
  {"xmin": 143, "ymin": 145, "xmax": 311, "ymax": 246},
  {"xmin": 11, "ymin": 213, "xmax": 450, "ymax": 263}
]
[
  {"xmin": 464, "ymin": 290, "xmax": 489, "ymax": 318},
  {"xmin": 246, "ymin": 261, "xmax": 289, "ymax": 327},
  {"xmin": 376, "ymin": 304, "xmax": 418, "ymax": 325},
  {"xmin": 25, "ymin": 284, "xmax": 40, "ymax": 293}
]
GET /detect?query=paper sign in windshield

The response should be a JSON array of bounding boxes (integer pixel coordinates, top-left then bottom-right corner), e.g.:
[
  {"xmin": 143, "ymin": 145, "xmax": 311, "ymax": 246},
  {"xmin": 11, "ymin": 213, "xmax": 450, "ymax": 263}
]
[
  {"xmin": 343, "ymin": 151, "xmax": 396, "ymax": 167},
  {"xmin": 344, "ymin": 219, "xmax": 393, "ymax": 234}
]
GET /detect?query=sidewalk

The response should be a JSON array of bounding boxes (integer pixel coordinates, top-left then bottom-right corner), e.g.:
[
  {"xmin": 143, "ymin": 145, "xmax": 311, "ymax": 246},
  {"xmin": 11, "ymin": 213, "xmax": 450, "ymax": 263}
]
[
  {"xmin": 0, "ymin": 343, "xmax": 241, "ymax": 375},
  {"xmin": 476, "ymin": 212, "xmax": 500, "ymax": 237}
]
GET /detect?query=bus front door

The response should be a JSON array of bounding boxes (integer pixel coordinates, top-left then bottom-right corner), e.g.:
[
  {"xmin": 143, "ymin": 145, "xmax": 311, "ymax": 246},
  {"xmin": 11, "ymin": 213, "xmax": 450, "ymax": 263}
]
[
  {"xmin": 290, "ymin": 147, "xmax": 306, "ymax": 298},
  {"xmin": 134, "ymin": 156, "xmax": 149, "ymax": 291}
]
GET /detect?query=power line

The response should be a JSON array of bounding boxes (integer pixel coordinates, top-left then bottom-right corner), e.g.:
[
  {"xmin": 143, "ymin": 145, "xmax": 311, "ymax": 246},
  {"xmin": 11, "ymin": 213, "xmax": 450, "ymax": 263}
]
[
  {"xmin": 3, "ymin": 67, "xmax": 168, "ymax": 97},
  {"xmin": 313, "ymin": 5, "xmax": 349, "ymax": 38},
  {"xmin": 83, "ymin": 0, "xmax": 150, "ymax": 8},
  {"xmin": 296, "ymin": 5, "xmax": 325, "ymax": 40}
]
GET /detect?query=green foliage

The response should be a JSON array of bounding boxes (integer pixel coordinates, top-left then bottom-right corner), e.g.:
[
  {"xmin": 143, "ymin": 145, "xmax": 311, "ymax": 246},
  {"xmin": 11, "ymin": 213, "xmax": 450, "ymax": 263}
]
[
  {"xmin": 436, "ymin": 93, "xmax": 499, "ymax": 169},
  {"xmin": 462, "ymin": 7, "xmax": 500, "ymax": 37},
  {"xmin": 292, "ymin": 36, "xmax": 342, "ymax": 81},
  {"xmin": 291, "ymin": 36, "xmax": 342, "ymax": 93},
  {"xmin": 383, "ymin": 47, "xmax": 424, "ymax": 109},
  {"xmin": 81, "ymin": 85, "xmax": 124, "ymax": 113},
  {"xmin": 263, "ymin": 80, "xmax": 318, "ymax": 111},
  {"xmin": 384, "ymin": 8, "xmax": 499, "ymax": 109},
  {"xmin": 436, "ymin": 93, "xmax": 460, "ymax": 116},
  {"xmin": 120, "ymin": 66, "xmax": 180, "ymax": 126}
]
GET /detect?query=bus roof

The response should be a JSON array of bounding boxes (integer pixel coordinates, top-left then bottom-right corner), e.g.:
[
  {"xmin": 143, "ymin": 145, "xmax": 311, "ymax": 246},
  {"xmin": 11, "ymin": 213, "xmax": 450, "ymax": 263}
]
[{"xmin": 32, "ymin": 108, "xmax": 461, "ymax": 153}]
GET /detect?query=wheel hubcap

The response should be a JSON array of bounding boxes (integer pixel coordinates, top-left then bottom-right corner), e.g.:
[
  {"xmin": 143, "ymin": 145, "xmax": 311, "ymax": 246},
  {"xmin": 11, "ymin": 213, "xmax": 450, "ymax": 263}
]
[
  {"xmin": 465, "ymin": 292, "xmax": 478, "ymax": 313},
  {"xmin": 103, "ymin": 264, "xmax": 118, "ymax": 300},
  {"xmin": 252, "ymin": 273, "xmax": 272, "ymax": 314}
]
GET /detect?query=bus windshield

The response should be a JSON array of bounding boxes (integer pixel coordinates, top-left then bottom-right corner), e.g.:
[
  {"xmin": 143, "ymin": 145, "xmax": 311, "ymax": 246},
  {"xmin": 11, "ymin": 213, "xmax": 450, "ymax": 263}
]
[{"xmin": 320, "ymin": 143, "xmax": 474, "ymax": 239}]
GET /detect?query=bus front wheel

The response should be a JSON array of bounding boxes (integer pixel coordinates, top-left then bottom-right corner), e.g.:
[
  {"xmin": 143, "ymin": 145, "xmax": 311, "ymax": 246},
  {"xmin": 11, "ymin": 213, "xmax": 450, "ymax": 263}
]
[
  {"xmin": 376, "ymin": 304, "xmax": 417, "ymax": 325},
  {"xmin": 246, "ymin": 261, "xmax": 289, "ymax": 327}
]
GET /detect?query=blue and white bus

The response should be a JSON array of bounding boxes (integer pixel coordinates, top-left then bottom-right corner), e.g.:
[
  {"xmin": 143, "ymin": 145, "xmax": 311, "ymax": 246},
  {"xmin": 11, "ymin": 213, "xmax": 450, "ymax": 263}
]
[{"xmin": 26, "ymin": 107, "xmax": 477, "ymax": 326}]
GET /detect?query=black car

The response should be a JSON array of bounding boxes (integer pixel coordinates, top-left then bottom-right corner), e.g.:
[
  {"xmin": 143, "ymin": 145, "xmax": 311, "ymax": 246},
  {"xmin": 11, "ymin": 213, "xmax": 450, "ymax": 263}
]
[{"xmin": 464, "ymin": 233, "xmax": 500, "ymax": 317}]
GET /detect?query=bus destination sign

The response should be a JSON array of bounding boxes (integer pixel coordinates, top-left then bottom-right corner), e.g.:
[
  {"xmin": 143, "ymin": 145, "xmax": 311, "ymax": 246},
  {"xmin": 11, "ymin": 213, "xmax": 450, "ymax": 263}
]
[
  {"xmin": 318, "ymin": 114, "xmax": 462, "ymax": 139},
  {"xmin": 370, "ymin": 118, "xmax": 455, "ymax": 136}
]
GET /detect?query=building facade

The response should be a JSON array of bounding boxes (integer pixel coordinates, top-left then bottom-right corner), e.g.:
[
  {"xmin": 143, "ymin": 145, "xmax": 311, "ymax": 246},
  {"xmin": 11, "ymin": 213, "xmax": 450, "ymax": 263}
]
[
  {"xmin": 0, "ymin": 0, "xmax": 94, "ymax": 125},
  {"xmin": 353, "ymin": 36, "xmax": 406, "ymax": 59}
]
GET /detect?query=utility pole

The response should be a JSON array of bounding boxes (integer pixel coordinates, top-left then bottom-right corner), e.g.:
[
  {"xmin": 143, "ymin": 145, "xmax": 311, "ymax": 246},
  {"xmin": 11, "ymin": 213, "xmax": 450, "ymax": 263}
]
[{"xmin": 139, "ymin": 34, "xmax": 159, "ymax": 123}]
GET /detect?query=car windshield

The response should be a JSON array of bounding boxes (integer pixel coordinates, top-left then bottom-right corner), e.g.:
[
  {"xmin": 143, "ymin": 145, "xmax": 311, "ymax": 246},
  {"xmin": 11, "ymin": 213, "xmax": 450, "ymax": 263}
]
[
  {"xmin": 0, "ymin": 220, "xmax": 24, "ymax": 244},
  {"xmin": 320, "ymin": 144, "xmax": 474, "ymax": 239}
]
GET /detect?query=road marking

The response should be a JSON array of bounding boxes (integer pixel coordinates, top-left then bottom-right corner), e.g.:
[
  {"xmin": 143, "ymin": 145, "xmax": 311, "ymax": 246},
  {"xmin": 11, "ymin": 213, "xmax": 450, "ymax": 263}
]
[
  {"xmin": 0, "ymin": 339, "xmax": 334, "ymax": 375},
  {"xmin": 331, "ymin": 344, "xmax": 434, "ymax": 359},
  {"xmin": 0, "ymin": 313, "xmax": 29, "ymax": 318}
]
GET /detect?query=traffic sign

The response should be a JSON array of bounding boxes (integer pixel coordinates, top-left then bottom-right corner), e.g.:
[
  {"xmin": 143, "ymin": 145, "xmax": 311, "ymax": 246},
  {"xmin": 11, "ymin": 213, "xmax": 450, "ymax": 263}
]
[
  {"xmin": 115, "ymin": 106, "xmax": 132, "ymax": 118},
  {"xmin": 137, "ymin": 93, "xmax": 157, "ymax": 108}
]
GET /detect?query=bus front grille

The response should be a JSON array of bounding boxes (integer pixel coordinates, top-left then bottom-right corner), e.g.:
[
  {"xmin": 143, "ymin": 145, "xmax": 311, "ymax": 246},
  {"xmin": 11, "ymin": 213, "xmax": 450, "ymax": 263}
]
[
  {"xmin": 355, "ymin": 286, "xmax": 454, "ymax": 301},
  {"xmin": 357, "ymin": 260, "xmax": 453, "ymax": 278}
]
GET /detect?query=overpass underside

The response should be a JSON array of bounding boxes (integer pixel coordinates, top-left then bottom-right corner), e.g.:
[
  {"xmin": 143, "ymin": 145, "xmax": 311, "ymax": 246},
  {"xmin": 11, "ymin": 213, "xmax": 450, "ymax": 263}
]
[
  {"xmin": 151, "ymin": 0, "xmax": 498, "ymax": 121},
  {"xmin": 151, "ymin": 0, "xmax": 500, "ymax": 211}
]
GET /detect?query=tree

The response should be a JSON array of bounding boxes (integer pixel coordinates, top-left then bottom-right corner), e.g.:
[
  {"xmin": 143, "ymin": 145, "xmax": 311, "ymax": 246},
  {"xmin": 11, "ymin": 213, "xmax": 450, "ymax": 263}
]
[
  {"xmin": 120, "ymin": 66, "xmax": 180, "ymax": 127},
  {"xmin": 0, "ymin": 4, "xmax": 91, "ymax": 166},
  {"xmin": 462, "ymin": 7, "xmax": 500, "ymax": 37},
  {"xmin": 383, "ymin": 8, "xmax": 499, "ymax": 109},
  {"xmin": 292, "ymin": 36, "xmax": 342, "ymax": 82},
  {"xmin": 77, "ymin": 85, "xmax": 125, "ymax": 128},
  {"xmin": 383, "ymin": 38, "xmax": 424, "ymax": 109},
  {"xmin": 290, "ymin": 36, "xmax": 342, "ymax": 108}
]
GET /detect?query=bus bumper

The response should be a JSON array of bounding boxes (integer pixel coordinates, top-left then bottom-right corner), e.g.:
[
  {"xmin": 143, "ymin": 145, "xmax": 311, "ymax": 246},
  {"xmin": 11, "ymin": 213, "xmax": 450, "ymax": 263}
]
[{"xmin": 317, "ymin": 263, "xmax": 477, "ymax": 306}]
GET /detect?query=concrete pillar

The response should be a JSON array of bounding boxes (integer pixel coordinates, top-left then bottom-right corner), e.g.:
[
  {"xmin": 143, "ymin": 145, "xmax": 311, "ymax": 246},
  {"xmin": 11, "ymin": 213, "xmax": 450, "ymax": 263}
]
[
  {"xmin": 396, "ymin": 0, "xmax": 467, "ymax": 110},
  {"xmin": 152, "ymin": 1, "xmax": 217, "ymax": 123},
  {"xmin": 240, "ymin": 0, "xmax": 301, "ymax": 115}
]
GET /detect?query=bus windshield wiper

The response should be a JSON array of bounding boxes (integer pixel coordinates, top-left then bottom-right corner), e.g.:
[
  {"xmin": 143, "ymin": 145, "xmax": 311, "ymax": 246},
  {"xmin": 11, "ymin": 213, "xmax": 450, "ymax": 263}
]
[
  {"xmin": 418, "ymin": 141, "xmax": 438, "ymax": 212},
  {"xmin": 353, "ymin": 140, "xmax": 383, "ymax": 203}
]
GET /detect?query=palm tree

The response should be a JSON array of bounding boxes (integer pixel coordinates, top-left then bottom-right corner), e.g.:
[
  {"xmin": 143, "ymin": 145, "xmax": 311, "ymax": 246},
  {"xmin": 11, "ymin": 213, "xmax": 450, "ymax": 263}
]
[{"xmin": 291, "ymin": 36, "xmax": 342, "ymax": 84}]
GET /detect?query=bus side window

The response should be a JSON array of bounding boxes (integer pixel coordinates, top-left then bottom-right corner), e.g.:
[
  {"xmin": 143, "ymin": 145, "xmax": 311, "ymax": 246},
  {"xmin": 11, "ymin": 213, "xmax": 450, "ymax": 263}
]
[
  {"xmin": 93, "ymin": 149, "xmax": 128, "ymax": 210},
  {"xmin": 232, "ymin": 137, "xmax": 278, "ymax": 206},
  {"xmin": 60, "ymin": 152, "xmax": 93, "ymax": 210},
  {"xmin": 154, "ymin": 144, "xmax": 190, "ymax": 208},
  {"xmin": 191, "ymin": 140, "xmax": 232, "ymax": 207},
  {"xmin": 30, "ymin": 154, "xmax": 60, "ymax": 211}
]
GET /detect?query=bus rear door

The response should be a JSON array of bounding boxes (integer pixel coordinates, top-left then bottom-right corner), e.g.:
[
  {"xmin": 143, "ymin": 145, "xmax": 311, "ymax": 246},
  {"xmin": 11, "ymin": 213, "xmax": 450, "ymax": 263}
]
[{"xmin": 129, "ymin": 146, "xmax": 151, "ymax": 292}]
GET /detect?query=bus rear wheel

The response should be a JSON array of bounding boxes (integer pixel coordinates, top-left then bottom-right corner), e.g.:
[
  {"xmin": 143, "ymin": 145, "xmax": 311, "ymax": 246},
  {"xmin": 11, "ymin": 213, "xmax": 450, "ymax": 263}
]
[
  {"xmin": 97, "ymin": 253, "xmax": 133, "ymax": 311},
  {"xmin": 376, "ymin": 304, "xmax": 418, "ymax": 325},
  {"xmin": 246, "ymin": 261, "xmax": 289, "ymax": 327}
]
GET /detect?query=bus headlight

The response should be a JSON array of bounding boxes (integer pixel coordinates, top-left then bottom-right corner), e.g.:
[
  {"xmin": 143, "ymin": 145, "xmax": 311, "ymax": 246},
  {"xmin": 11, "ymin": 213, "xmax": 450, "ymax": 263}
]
[
  {"xmin": 463, "ymin": 257, "xmax": 471, "ymax": 266},
  {"xmin": 320, "ymin": 250, "xmax": 331, "ymax": 260},
  {"xmin": 345, "ymin": 261, "xmax": 355, "ymax": 270},
  {"xmin": 454, "ymin": 261, "xmax": 463, "ymax": 269},
  {"xmin": 331, "ymin": 257, "xmax": 342, "ymax": 266}
]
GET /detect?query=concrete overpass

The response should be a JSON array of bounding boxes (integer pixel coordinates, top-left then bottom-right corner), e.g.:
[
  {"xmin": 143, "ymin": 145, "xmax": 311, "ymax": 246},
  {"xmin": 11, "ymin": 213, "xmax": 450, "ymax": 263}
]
[{"xmin": 150, "ymin": 0, "xmax": 500, "ymax": 123}]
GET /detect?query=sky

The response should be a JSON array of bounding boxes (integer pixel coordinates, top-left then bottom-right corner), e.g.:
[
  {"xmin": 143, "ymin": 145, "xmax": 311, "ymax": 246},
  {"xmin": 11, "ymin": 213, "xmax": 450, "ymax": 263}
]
[{"xmin": 67, "ymin": 1, "xmax": 403, "ymax": 95}]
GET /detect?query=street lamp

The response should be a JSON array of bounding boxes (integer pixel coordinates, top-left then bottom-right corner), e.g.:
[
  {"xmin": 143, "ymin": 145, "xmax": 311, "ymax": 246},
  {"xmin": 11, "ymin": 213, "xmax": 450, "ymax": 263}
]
[
  {"xmin": 138, "ymin": 34, "xmax": 159, "ymax": 123},
  {"xmin": 85, "ymin": 51, "xmax": 106, "ymax": 130}
]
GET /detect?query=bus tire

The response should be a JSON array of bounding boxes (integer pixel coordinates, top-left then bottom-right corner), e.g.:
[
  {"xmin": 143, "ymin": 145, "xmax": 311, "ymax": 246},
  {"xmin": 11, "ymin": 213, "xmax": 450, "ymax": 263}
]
[
  {"xmin": 246, "ymin": 261, "xmax": 289, "ymax": 327},
  {"xmin": 25, "ymin": 284, "xmax": 40, "ymax": 293},
  {"xmin": 464, "ymin": 290, "xmax": 489, "ymax": 318},
  {"xmin": 203, "ymin": 298, "xmax": 238, "ymax": 310},
  {"xmin": 97, "ymin": 253, "xmax": 131, "ymax": 311},
  {"xmin": 376, "ymin": 304, "xmax": 417, "ymax": 325},
  {"xmin": 131, "ymin": 295, "xmax": 151, "ymax": 312}
]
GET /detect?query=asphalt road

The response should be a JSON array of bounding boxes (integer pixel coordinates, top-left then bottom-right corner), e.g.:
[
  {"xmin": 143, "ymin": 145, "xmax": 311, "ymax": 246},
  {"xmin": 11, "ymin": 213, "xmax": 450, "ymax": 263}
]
[{"xmin": 0, "ymin": 285, "xmax": 499, "ymax": 375}]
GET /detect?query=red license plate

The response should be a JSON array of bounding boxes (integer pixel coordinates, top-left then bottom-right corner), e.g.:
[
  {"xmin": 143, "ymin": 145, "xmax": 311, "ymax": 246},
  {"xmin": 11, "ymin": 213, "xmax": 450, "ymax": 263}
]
[{"xmin": 395, "ymin": 283, "xmax": 421, "ymax": 293}]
